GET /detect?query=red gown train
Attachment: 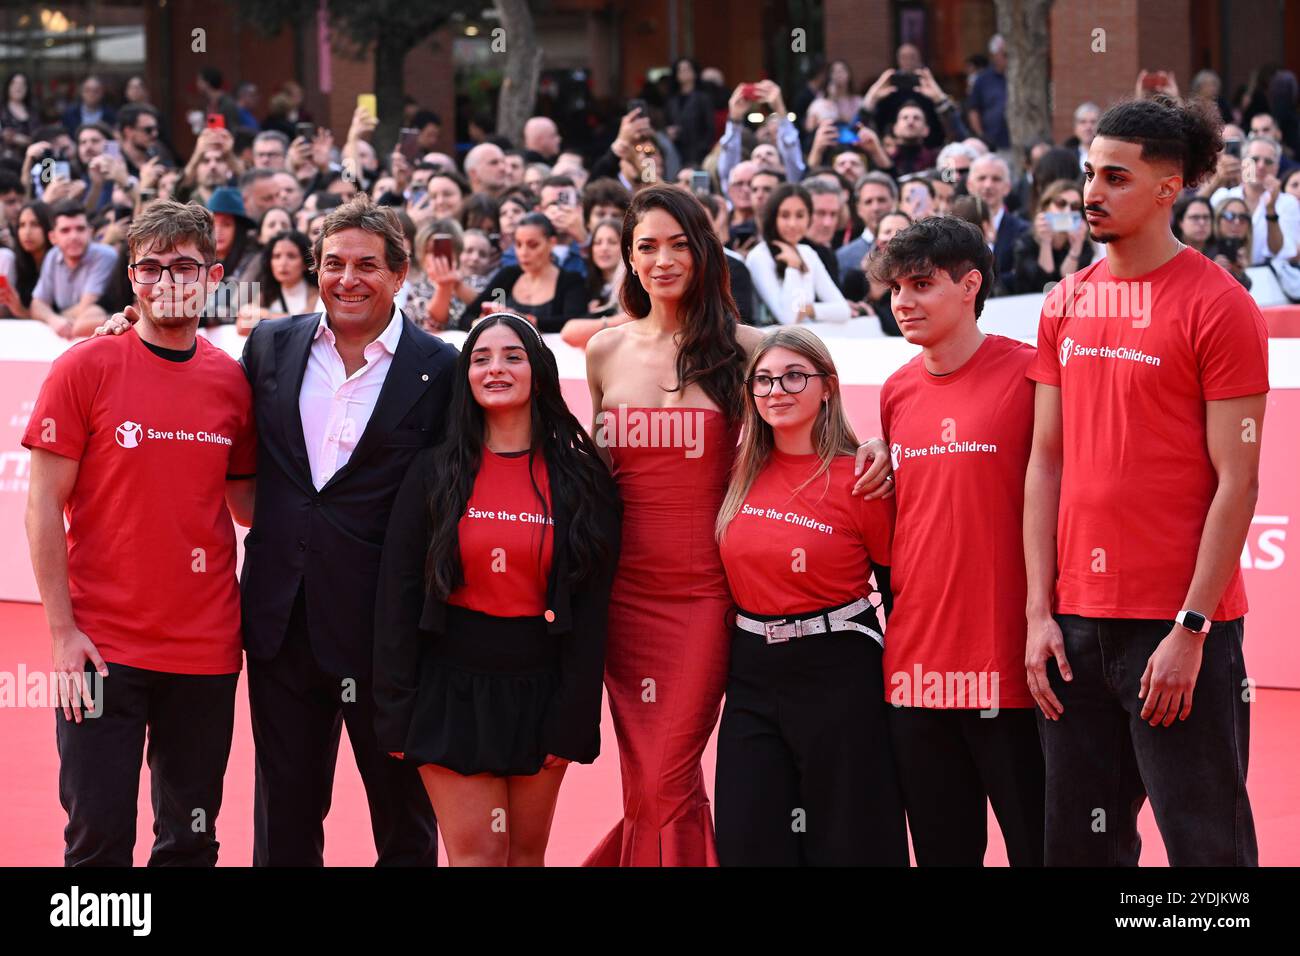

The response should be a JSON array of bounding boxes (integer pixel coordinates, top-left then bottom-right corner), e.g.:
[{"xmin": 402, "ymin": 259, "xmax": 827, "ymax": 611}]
[{"xmin": 584, "ymin": 407, "xmax": 736, "ymax": 866}]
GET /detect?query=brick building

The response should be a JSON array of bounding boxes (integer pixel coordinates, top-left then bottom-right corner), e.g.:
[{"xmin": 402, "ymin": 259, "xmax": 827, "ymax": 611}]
[{"xmin": 2, "ymin": 0, "xmax": 1298, "ymax": 158}]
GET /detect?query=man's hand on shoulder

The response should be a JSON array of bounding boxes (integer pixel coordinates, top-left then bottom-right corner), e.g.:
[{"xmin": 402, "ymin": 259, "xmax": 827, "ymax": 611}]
[{"xmin": 92, "ymin": 304, "xmax": 139, "ymax": 337}]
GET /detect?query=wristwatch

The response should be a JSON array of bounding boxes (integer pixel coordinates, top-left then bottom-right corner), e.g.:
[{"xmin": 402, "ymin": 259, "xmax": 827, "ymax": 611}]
[{"xmin": 1175, "ymin": 609, "xmax": 1211, "ymax": 635}]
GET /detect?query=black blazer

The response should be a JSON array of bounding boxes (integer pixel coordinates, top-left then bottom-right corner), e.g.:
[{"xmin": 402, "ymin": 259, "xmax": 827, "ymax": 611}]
[
  {"xmin": 993, "ymin": 210, "xmax": 1031, "ymax": 294},
  {"xmin": 724, "ymin": 252, "xmax": 758, "ymax": 326},
  {"xmin": 239, "ymin": 311, "xmax": 459, "ymax": 679},
  {"xmin": 1009, "ymin": 228, "xmax": 1095, "ymax": 296},
  {"xmin": 466, "ymin": 265, "xmax": 589, "ymax": 333},
  {"xmin": 373, "ymin": 447, "xmax": 621, "ymax": 764}
]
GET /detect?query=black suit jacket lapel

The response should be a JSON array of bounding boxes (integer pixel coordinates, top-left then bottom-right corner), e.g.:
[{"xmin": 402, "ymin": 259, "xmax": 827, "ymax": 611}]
[
  {"xmin": 546, "ymin": 494, "xmax": 573, "ymax": 633},
  {"xmin": 322, "ymin": 313, "xmax": 437, "ymax": 491},
  {"xmin": 275, "ymin": 313, "xmax": 319, "ymax": 491}
]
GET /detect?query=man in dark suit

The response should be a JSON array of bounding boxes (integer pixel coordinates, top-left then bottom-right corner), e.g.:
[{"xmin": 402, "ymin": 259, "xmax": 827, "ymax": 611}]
[
  {"xmin": 240, "ymin": 195, "xmax": 457, "ymax": 866},
  {"xmin": 836, "ymin": 173, "xmax": 899, "ymax": 277},
  {"xmin": 61, "ymin": 75, "xmax": 115, "ymax": 135},
  {"xmin": 969, "ymin": 153, "xmax": 1030, "ymax": 294}
]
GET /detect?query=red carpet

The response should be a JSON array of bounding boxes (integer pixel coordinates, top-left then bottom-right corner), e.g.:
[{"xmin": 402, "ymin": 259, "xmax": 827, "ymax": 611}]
[{"xmin": 2, "ymin": 600, "xmax": 1296, "ymax": 866}]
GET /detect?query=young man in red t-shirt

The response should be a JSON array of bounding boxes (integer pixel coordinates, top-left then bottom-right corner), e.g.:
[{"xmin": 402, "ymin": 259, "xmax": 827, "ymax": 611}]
[
  {"xmin": 870, "ymin": 216, "xmax": 1045, "ymax": 866},
  {"xmin": 1025, "ymin": 97, "xmax": 1267, "ymax": 866},
  {"xmin": 23, "ymin": 200, "xmax": 255, "ymax": 866}
]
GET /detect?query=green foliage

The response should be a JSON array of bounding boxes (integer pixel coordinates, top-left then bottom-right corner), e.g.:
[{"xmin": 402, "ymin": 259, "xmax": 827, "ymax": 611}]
[{"xmin": 231, "ymin": 0, "xmax": 480, "ymax": 54}]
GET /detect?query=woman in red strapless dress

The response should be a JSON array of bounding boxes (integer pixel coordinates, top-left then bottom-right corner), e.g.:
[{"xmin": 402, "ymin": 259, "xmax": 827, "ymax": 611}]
[
  {"xmin": 585, "ymin": 405, "xmax": 737, "ymax": 864},
  {"xmin": 582, "ymin": 185, "xmax": 890, "ymax": 866},
  {"xmin": 583, "ymin": 185, "xmax": 759, "ymax": 865}
]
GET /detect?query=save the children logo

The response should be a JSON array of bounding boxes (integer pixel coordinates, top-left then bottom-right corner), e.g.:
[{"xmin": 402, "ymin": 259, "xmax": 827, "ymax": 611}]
[
  {"xmin": 114, "ymin": 421, "xmax": 233, "ymax": 449},
  {"xmin": 115, "ymin": 421, "xmax": 142, "ymax": 448},
  {"xmin": 1059, "ymin": 337, "xmax": 1074, "ymax": 367},
  {"xmin": 890, "ymin": 442, "xmax": 902, "ymax": 471}
]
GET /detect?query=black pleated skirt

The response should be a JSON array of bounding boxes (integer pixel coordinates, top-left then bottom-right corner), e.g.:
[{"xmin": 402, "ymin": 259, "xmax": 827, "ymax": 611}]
[{"xmin": 404, "ymin": 604, "xmax": 562, "ymax": 777}]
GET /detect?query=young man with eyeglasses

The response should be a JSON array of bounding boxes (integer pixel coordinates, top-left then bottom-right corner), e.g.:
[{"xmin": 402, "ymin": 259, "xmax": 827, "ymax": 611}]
[
  {"xmin": 870, "ymin": 216, "xmax": 1045, "ymax": 866},
  {"xmin": 23, "ymin": 199, "xmax": 255, "ymax": 866}
]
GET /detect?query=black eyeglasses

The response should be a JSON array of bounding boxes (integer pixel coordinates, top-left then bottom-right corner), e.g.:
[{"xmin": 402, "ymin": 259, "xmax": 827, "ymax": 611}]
[
  {"xmin": 129, "ymin": 260, "xmax": 208, "ymax": 284},
  {"xmin": 139, "ymin": 126, "xmax": 159, "ymax": 136},
  {"xmin": 749, "ymin": 371, "xmax": 829, "ymax": 396}
]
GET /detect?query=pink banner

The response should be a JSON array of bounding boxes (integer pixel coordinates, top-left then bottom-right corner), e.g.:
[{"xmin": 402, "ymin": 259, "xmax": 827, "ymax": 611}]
[{"xmin": 7, "ymin": 359, "xmax": 1300, "ymax": 688}]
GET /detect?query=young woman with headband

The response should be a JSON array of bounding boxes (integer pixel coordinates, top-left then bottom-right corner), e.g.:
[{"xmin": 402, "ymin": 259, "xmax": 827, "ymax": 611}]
[{"xmin": 374, "ymin": 311, "xmax": 621, "ymax": 866}]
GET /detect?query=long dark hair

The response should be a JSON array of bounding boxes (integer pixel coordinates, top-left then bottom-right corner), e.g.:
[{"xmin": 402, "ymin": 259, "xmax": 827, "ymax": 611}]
[
  {"xmin": 1171, "ymin": 195, "xmax": 1212, "ymax": 243},
  {"xmin": 257, "ymin": 230, "xmax": 317, "ymax": 308},
  {"xmin": 761, "ymin": 182, "xmax": 812, "ymax": 279},
  {"xmin": 4, "ymin": 71, "xmax": 33, "ymax": 111},
  {"xmin": 13, "ymin": 200, "xmax": 52, "ymax": 305},
  {"xmin": 1028, "ymin": 147, "xmax": 1084, "ymax": 211},
  {"xmin": 619, "ymin": 183, "xmax": 746, "ymax": 422},
  {"xmin": 584, "ymin": 217, "xmax": 622, "ymax": 300},
  {"xmin": 425, "ymin": 312, "xmax": 619, "ymax": 598}
]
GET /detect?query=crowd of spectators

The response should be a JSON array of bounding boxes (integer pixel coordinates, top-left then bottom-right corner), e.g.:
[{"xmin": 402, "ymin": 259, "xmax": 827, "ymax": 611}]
[{"xmin": 1, "ymin": 46, "xmax": 1298, "ymax": 342}]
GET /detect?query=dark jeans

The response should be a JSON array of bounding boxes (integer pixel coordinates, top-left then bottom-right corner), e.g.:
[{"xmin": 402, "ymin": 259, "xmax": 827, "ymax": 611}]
[
  {"xmin": 248, "ymin": 586, "xmax": 437, "ymax": 866},
  {"xmin": 888, "ymin": 706, "xmax": 1045, "ymax": 866},
  {"xmin": 56, "ymin": 661, "xmax": 238, "ymax": 867},
  {"xmin": 1039, "ymin": 614, "xmax": 1257, "ymax": 866},
  {"xmin": 715, "ymin": 621, "xmax": 908, "ymax": 866}
]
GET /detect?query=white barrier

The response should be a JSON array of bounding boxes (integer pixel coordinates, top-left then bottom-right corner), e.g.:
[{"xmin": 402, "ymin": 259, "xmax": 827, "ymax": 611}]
[{"xmin": 4, "ymin": 306, "xmax": 1300, "ymax": 687}]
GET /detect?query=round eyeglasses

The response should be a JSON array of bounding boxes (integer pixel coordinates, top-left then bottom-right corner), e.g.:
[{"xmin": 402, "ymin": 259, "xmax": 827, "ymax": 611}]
[{"xmin": 749, "ymin": 371, "xmax": 829, "ymax": 396}]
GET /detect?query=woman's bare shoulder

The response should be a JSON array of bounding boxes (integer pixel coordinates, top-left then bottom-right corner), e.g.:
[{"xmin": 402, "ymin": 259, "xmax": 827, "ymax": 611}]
[
  {"xmin": 585, "ymin": 319, "xmax": 637, "ymax": 369},
  {"xmin": 735, "ymin": 322, "xmax": 768, "ymax": 356}
]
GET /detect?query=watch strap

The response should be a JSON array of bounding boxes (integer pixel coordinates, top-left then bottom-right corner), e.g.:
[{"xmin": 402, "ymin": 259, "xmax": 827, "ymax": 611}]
[{"xmin": 1176, "ymin": 609, "xmax": 1211, "ymax": 634}]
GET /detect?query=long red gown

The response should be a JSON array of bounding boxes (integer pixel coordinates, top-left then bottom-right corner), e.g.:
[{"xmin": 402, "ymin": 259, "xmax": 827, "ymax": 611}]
[{"xmin": 584, "ymin": 407, "xmax": 736, "ymax": 866}]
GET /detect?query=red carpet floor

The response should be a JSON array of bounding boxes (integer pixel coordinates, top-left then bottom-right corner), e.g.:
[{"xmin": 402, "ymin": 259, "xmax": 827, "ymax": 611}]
[{"xmin": 2, "ymin": 600, "xmax": 1296, "ymax": 866}]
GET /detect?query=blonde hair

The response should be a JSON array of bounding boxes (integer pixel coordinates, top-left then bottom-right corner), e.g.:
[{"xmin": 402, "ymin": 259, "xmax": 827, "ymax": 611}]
[
  {"xmin": 715, "ymin": 327, "xmax": 859, "ymax": 542},
  {"xmin": 415, "ymin": 217, "xmax": 464, "ymax": 263}
]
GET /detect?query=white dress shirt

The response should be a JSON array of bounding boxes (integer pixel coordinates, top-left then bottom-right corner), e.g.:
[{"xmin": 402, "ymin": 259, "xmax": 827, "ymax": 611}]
[
  {"xmin": 299, "ymin": 306, "xmax": 404, "ymax": 490},
  {"xmin": 273, "ymin": 280, "xmax": 316, "ymax": 317},
  {"xmin": 989, "ymin": 205, "xmax": 1006, "ymax": 252},
  {"xmin": 746, "ymin": 241, "xmax": 851, "ymax": 324},
  {"xmin": 1208, "ymin": 185, "xmax": 1300, "ymax": 265},
  {"xmin": 718, "ymin": 116, "xmax": 807, "ymax": 207}
]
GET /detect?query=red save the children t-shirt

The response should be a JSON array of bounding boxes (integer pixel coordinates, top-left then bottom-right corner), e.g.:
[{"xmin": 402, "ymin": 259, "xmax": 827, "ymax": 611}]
[
  {"xmin": 1027, "ymin": 248, "xmax": 1270, "ymax": 620},
  {"xmin": 720, "ymin": 451, "xmax": 893, "ymax": 617},
  {"xmin": 880, "ymin": 334, "xmax": 1035, "ymax": 708},
  {"xmin": 21, "ymin": 330, "xmax": 256, "ymax": 674},
  {"xmin": 448, "ymin": 449, "xmax": 554, "ymax": 617}
]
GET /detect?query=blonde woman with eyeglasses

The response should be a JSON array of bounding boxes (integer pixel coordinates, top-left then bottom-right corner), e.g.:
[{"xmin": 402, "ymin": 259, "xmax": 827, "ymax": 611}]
[{"xmin": 712, "ymin": 326, "xmax": 907, "ymax": 866}]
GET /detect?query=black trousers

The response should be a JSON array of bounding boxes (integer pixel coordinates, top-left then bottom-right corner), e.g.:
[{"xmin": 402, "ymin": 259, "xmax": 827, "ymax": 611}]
[
  {"xmin": 1040, "ymin": 615, "xmax": 1256, "ymax": 866},
  {"xmin": 715, "ymin": 623, "xmax": 909, "ymax": 866},
  {"xmin": 887, "ymin": 706, "xmax": 1045, "ymax": 866},
  {"xmin": 248, "ymin": 586, "xmax": 438, "ymax": 866},
  {"xmin": 56, "ymin": 661, "xmax": 238, "ymax": 867}
]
